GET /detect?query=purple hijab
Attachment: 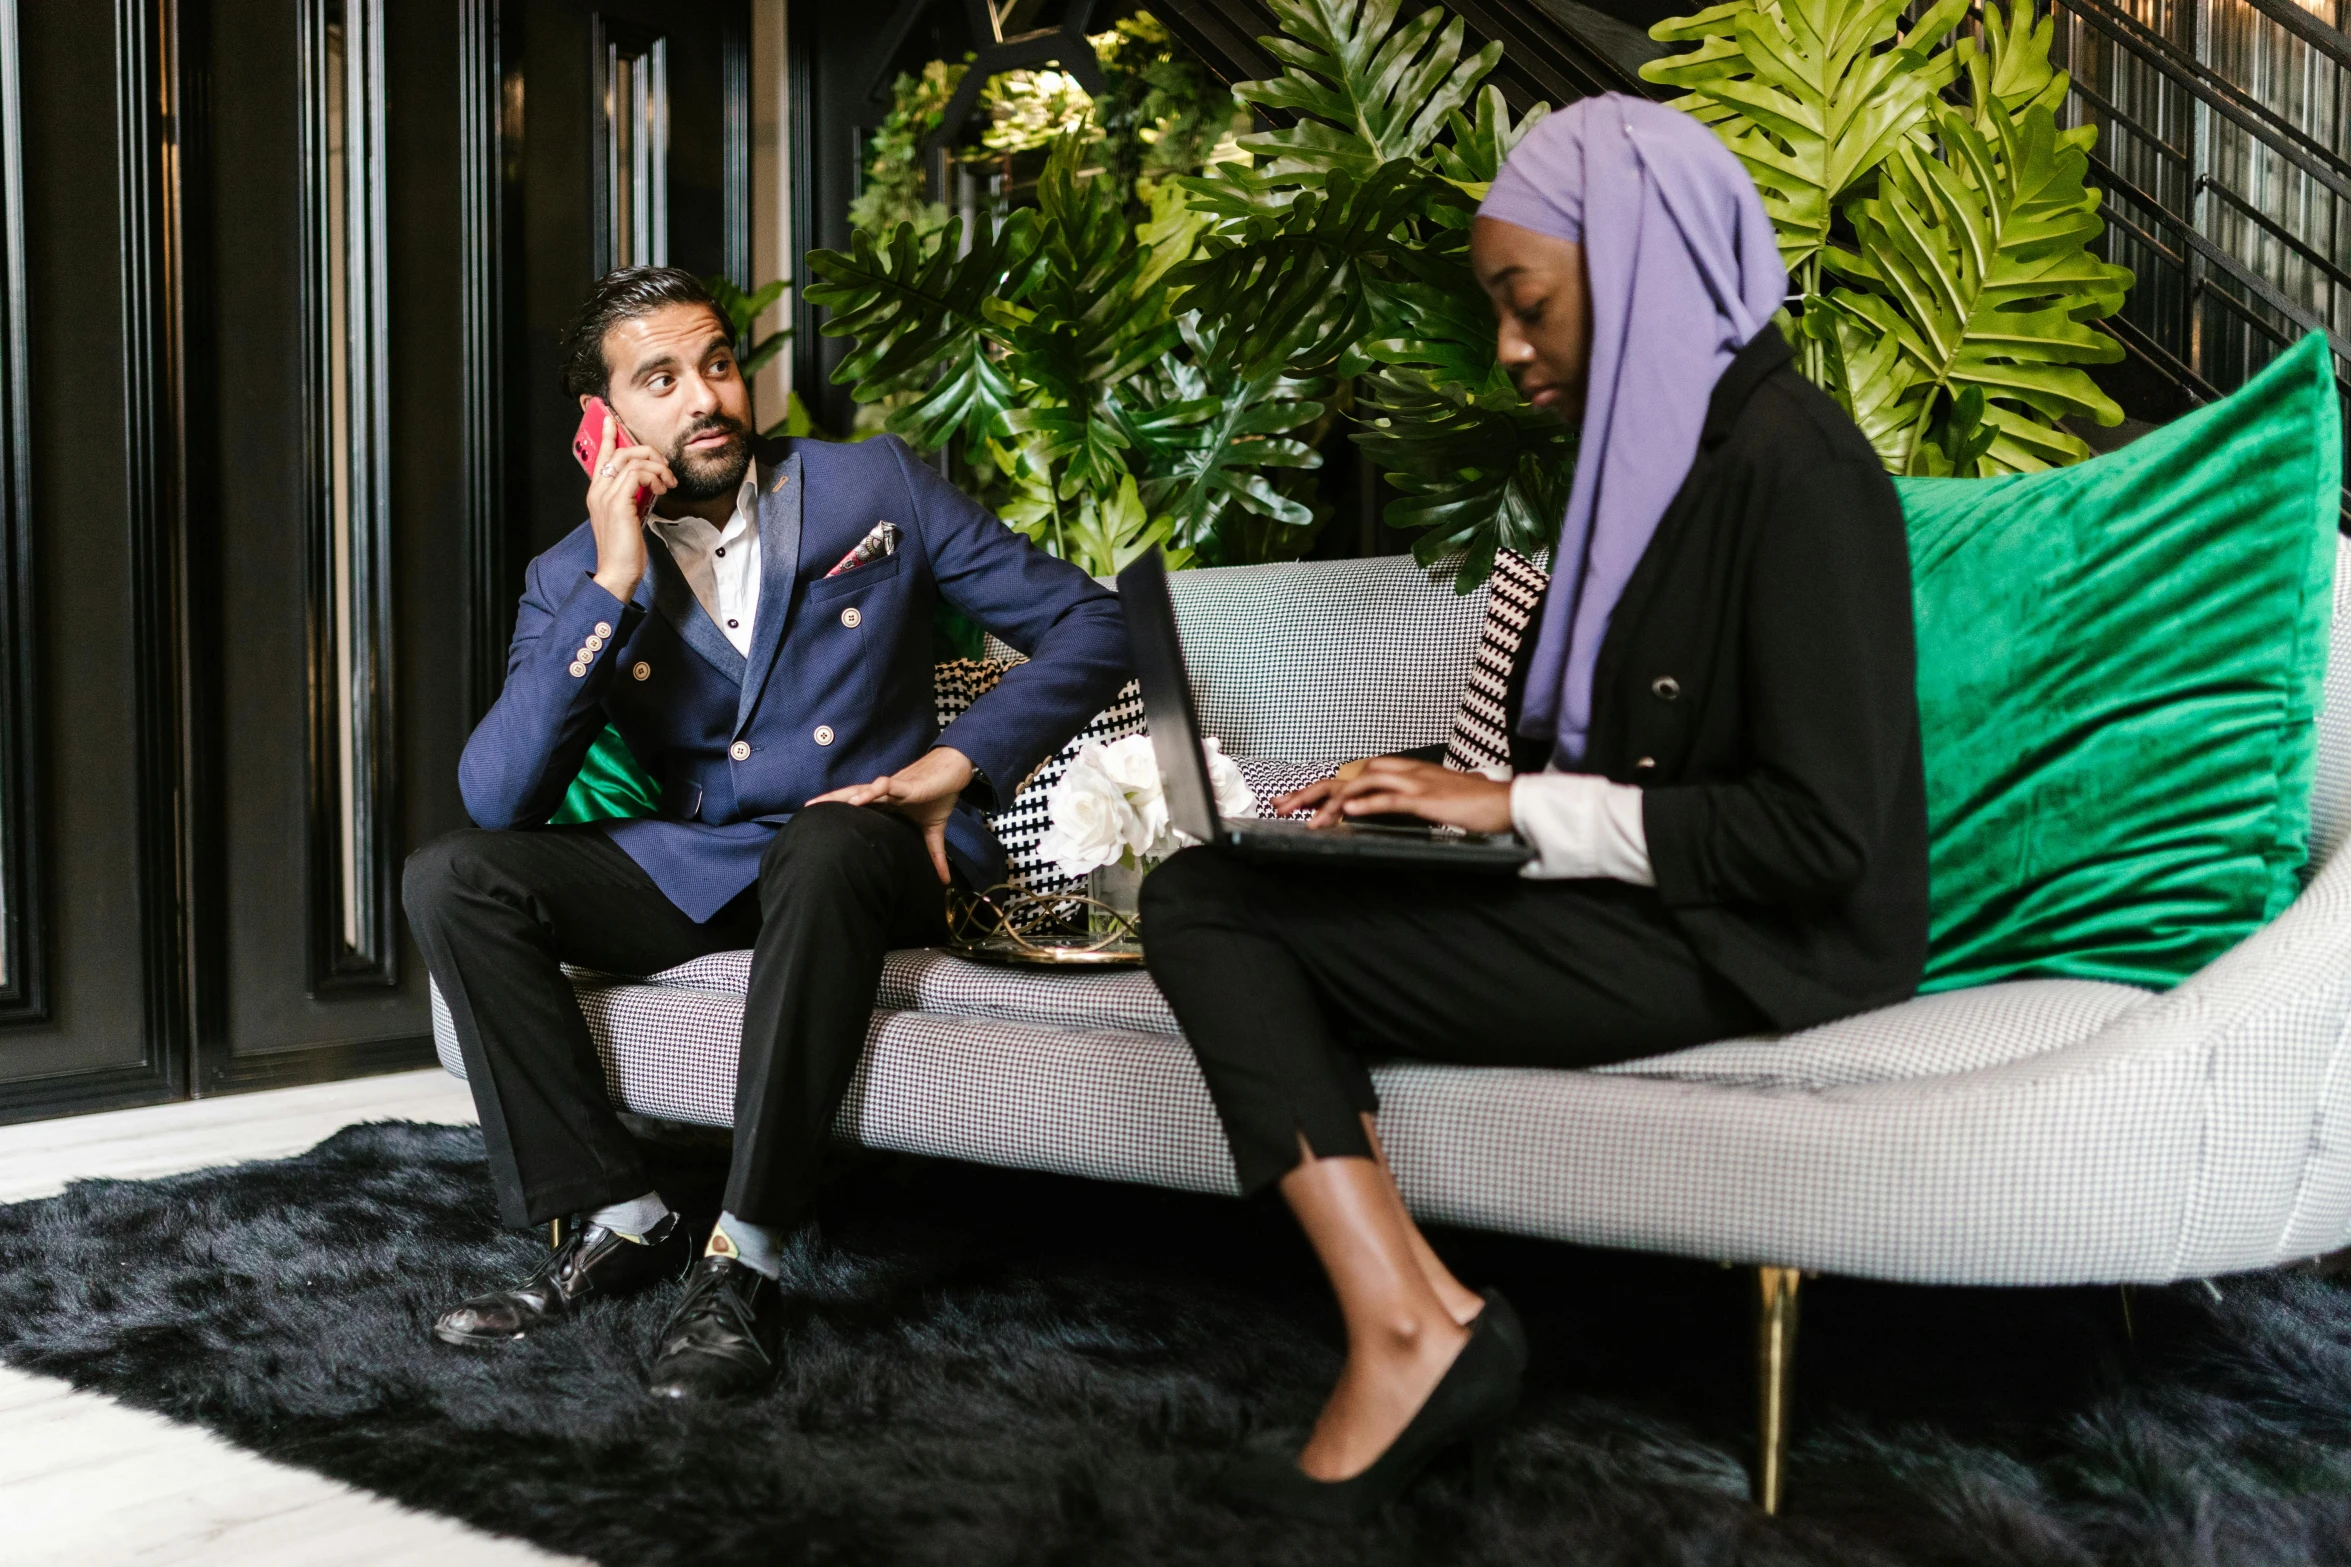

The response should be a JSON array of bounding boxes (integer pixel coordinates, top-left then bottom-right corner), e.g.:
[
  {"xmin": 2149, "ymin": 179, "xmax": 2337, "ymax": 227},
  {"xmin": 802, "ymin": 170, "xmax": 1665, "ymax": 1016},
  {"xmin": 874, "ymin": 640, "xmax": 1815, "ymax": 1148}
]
[{"xmin": 1478, "ymin": 94, "xmax": 1786, "ymax": 762}]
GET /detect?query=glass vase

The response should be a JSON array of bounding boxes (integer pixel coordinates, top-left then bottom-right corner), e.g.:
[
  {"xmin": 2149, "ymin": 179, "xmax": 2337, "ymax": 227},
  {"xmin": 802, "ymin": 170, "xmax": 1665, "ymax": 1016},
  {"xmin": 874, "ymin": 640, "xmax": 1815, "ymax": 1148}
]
[{"xmin": 1087, "ymin": 857, "xmax": 1147, "ymax": 943}]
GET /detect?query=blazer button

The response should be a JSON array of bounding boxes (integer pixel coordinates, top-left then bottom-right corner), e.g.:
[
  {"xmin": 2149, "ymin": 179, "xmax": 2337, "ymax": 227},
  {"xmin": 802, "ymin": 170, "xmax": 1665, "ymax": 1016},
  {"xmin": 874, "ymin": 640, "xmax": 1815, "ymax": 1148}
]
[
  {"xmin": 840, "ymin": 606, "xmax": 862, "ymax": 629},
  {"xmin": 568, "ymin": 661, "xmax": 588, "ymax": 679},
  {"xmin": 585, "ymin": 633, "xmax": 605, "ymax": 652},
  {"xmin": 814, "ymin": 725, "xmax": 836, "ymax": 746},
  {"xmin": 632, "ymin": 661, "xmax": 652, "ymax": 681},
  {"xmin": 1651, "ymin": 676, "xmax": 1681, "ymax": 701},
  {"xmin": 729, "ymin": 741, "xmax": 752, "ymax": 762},
  {"xmin": 1635, "ymin": 756, "xmax": 1656, "ymax": 771},
  {"xmin": 592, "ymin": 621, "xmax": 612, "ymax": 639}
]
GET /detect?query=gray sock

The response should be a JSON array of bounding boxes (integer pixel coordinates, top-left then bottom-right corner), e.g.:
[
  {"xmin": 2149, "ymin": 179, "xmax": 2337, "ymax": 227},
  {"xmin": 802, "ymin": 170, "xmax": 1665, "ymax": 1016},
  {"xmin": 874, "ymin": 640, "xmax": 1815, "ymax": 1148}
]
[
  {"xmin": 708, "ymin": 1210, "xmax": 786, "ymax": 1279},
  {"xmin": 585, "ymin": 1190, "xmax": 671, "ymax": 1241}
]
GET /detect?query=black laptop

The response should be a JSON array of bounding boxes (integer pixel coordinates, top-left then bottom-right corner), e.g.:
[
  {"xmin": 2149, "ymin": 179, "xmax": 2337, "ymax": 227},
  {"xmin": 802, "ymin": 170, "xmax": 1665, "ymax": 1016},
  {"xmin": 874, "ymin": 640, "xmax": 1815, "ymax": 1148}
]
[{"xmin": 1115, "ymin": 549, "xmax": 1534, "ymax": 873}]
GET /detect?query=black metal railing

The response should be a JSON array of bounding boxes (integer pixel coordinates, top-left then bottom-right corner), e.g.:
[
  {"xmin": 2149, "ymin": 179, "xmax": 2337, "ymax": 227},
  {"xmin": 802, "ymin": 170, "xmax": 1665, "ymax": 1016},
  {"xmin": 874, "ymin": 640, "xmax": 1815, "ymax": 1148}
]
[{"xmin": 2040, "ymin": 0, "xmax": 2351, "ymax": 513}]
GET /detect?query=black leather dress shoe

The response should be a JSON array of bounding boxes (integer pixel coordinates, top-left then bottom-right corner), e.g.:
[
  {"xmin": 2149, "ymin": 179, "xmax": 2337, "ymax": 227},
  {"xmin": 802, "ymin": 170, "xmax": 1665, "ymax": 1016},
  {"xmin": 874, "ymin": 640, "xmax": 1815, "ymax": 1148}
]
[
  {"xmin": 433, "ymin": 1213, "xmax": 686, "ymax": 1347},
  {"xmin": 644, "ymin": 1255, "xmax": 784, "ymax": 1400}
]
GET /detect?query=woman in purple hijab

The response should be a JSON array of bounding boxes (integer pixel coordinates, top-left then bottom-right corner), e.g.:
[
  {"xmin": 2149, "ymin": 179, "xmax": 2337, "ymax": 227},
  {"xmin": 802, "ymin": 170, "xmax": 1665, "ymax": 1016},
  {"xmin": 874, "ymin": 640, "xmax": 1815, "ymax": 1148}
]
[{"xmin": 1143, "ymin": 95, "xmax": 1927, "ymax": 1519}]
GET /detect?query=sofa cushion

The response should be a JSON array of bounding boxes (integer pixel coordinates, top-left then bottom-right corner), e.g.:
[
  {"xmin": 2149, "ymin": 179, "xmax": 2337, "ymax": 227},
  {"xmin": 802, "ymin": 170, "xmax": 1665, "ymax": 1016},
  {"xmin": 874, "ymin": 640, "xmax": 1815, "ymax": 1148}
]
[
  {"xmin": 1595, "ymin": 977, "xmax": 2152, "ymax": 1089},
  {"xmin": 614, "ymin": 949, "xmax": 2147, "ymax": 1091},
  {"xmin": 1160, "ymin": 556, "xmax": 1490, "ymax": 762},
  {"xmin": 1899, "ymin": 333, "xmax": 2340, "ymax": 993},
  {"xmin": 638, "ymin": 948, "xmax": 1183, "ymax": 1036}
]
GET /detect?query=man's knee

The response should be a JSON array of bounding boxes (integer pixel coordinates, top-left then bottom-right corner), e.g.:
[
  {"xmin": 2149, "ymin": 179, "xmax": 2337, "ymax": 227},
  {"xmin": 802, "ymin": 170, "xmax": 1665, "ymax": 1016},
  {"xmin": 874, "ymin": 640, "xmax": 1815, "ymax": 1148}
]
[
  {"xmin": 402, "ymin": 829, "xmax": 518, "ymax": 928},
  {"xmin": 763, "ymin": 802, "xmax": 898, "ymax": 885}
]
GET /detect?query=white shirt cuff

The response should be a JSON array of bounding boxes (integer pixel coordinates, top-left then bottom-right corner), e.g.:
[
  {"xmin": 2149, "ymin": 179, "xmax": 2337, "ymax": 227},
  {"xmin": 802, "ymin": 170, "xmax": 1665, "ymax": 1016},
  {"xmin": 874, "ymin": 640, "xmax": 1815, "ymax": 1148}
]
[{"xmin": 1509, "ymin": 772, "xmax": 1654, "ymax": 885}]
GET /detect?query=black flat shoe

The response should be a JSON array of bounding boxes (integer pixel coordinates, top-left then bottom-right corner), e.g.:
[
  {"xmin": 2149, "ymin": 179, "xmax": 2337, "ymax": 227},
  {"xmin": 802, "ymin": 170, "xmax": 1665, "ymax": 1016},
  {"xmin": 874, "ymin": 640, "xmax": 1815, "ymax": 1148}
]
[
  {"xmin": 645, "ymin": 1255, "xmax": 784, "ymax": 1400},
  {"xmin": 434, "ymin": 1212, "xmax": 686, "ymax": 1347},
  {"xmin": 1220, "ymin": 1287, "xmax": 1526, "ymax": 1522}
]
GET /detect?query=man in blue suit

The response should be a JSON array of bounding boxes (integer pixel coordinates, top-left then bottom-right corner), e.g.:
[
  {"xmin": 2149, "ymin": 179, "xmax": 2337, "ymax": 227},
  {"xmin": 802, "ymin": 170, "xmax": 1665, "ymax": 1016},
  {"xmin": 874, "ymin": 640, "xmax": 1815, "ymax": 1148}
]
[{"xmin": 404, "ymin": 267, "xmax": 1129, "ymax": 1399}]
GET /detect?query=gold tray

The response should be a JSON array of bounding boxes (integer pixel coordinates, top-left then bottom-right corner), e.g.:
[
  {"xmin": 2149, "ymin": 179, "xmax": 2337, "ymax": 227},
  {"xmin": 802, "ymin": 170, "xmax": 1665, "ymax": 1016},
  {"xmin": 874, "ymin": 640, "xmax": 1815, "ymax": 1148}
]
[
  {"xmin": 944, "ymin": 883, "xmax": 1143, "ymax": 968},
  {"xmin": 951, "ymin": 935, "xmax": 1145, "ymax": 969}
]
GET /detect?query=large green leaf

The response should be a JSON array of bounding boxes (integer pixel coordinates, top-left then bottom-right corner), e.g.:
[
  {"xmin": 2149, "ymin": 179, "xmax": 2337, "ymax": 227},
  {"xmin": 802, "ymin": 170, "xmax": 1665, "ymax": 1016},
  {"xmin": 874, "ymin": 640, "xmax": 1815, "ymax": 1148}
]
[
  {"xmin": 1359, "ymin": 273, "xmax": 1512, "ymax": 397},
  {"xmin": 1430, "ymin": 85, "xmax": 1550, "ymax": 205},
  {"xmin": 1837, "ymin": 98, "xmax": 2129, "ymax": 473},
  {"xmin": 882, "ymin": 332, "xmax": 1020, "ymax": 460},
  {"xmin": 1644, "ymin": 0, "xmax": 1969, "ymax": 277},
  {"xmin": 707, "ymin": 276, "xmax": 791, "ymax": 378},
  {"xmin": 1125, "ymin": 337, "xmax": 1329, "ymax": 545},
  {"xmin": 1799, "ymin": 294, "xmax": 1920, "ymax": 465},
  {"xmin": 1164, "ymin": 158, "xmax": 1437, "ymax": 377},
  {"xmin": 1063, "ymin": 473, "xmax": 1194, "ymax": 577},
  {"xmin": 1235, "ymin": 0, "xmax": 1502, "ymax": 185},
  {"xmin": 802, "ymin": 210, "xmax": 1043, "ymax": 401},
  {"xmin": 1352, "ymin": 372, "xmax": 1576, "ymax": 590},
  {"xmin": 983, "ymin": 134, "xmax": 1186, "ymax": 494}
]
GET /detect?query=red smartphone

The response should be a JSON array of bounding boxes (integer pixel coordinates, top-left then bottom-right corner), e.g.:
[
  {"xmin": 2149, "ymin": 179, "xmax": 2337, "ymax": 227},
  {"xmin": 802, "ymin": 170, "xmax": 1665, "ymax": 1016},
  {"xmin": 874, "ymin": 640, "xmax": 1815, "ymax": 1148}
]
[{"xmin": 572, "ymin": 396, "xmax": 652, "ymax": 516}]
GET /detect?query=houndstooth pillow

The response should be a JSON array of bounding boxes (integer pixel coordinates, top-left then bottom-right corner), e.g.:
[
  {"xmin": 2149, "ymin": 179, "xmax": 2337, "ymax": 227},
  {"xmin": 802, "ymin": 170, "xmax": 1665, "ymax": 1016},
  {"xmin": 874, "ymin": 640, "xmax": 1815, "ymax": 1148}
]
[
  {"xmin": 1443, "ymin": 547, "xmax": 1549, "ymax": 776},
  {"xmin": 1238, "ymin": 755, "xmax": 1338, "ymax": 819},
  {"xmin": 936, "ymin": 659, "xmax": 1145, "ymax": 896}
]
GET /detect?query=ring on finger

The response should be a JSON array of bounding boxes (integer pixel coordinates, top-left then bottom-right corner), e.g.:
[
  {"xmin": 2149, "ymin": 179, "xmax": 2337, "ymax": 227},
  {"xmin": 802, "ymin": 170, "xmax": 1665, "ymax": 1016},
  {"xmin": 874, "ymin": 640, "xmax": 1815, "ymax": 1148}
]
[{"xmin": 598, "ymin": 458, "xmax": 617, "ymax": 477}]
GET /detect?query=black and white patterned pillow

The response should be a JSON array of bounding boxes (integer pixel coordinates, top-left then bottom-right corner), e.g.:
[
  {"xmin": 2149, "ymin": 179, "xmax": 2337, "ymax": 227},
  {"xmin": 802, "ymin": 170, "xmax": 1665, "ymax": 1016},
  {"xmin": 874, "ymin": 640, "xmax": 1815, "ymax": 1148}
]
[
  {"xmin": 1443, "ymin": 548, "xmax": 1549, "ymax": 776},
  {"xmin": 935, "ymin": 659, "xmax": 1146, "ymax": 895},
  {"xmin": 1237, "ymin": 755, "xmax": 1339, "ymax": 819}
]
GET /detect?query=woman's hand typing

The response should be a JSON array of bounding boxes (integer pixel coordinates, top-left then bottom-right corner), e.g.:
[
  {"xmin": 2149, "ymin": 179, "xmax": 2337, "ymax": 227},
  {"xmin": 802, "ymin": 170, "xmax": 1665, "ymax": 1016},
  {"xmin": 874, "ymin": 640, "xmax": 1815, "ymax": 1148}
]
[{"xmin": 1274, "ymin": 756, "xmax": 1514, "ymax": 835}]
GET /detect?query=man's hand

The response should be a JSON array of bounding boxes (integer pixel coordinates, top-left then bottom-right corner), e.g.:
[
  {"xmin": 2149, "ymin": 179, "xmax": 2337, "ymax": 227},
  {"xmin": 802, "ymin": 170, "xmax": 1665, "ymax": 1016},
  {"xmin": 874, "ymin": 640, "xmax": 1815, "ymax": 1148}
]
[
  {"xmin": 1275, "ymin": 756, "xmax": 1514, "ymax": 835},
  {"xmin": 585, "ymin": 404, "xmax": 675, "ymax": 603},
  {"xmin": 807, "ymin": 747, "xmax": 978, "ymax": 883}
]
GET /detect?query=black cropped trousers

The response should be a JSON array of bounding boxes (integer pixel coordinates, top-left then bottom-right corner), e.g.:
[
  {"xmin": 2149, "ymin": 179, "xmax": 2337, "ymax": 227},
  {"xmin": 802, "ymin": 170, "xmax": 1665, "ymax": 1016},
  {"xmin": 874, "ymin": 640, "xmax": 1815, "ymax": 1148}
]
[
  {"xmin": 1138, "ymin": 847, "xmax": 1770, "ymax": 1196},
  {"xmin": 403, "ymin": 804, "xmax": 948, "ymax": 1231}
]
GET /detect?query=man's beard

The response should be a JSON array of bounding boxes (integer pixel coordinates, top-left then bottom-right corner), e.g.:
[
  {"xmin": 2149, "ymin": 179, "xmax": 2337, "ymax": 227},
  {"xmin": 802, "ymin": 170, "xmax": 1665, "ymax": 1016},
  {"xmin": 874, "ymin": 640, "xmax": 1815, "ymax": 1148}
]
[{"xmin": 665, "ymin": 414, "xmax": 753, "ymax": 503}]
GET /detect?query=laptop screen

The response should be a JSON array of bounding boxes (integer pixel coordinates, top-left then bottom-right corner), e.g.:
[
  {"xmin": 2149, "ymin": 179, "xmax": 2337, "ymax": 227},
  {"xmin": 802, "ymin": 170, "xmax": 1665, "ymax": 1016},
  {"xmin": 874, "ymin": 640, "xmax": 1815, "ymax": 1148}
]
[{"xmin": 1115, "ymin": 549, "xmax": 1222, "ymax": 845}]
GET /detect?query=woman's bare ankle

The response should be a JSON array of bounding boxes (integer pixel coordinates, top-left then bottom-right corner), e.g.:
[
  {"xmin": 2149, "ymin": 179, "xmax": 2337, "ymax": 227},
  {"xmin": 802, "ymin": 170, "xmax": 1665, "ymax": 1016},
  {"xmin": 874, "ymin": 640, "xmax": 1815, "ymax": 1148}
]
[
  {"xmin": 1298, "ymin": 1318, "xmax": 1472, "ymax": 1480},
  {"xmin": 1366, "ymin": 1307, "xmax": 1468, "ymax": 1361},
  {"xmin": 1439, "ymin": 1282, "xmax": 1485, "ymax": 1326}
]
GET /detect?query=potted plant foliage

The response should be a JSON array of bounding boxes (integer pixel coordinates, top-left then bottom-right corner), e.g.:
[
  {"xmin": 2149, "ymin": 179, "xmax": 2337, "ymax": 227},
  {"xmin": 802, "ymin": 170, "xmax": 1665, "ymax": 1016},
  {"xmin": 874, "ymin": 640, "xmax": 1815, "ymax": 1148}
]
[{"xmin": 805, "ymin": 0, "xmax": 2130, "ymax": 586}]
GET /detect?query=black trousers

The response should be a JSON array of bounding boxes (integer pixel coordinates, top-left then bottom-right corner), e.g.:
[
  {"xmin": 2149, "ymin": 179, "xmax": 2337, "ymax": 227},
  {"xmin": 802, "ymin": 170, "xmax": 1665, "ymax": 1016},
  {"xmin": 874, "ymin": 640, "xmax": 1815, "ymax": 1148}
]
[
  {"xmin": 1138, "ymin": 847, "xmax": 1769, "ymax": 1196},
  {"xmin": 403, "ymin": 804, "xmax": 949, "ymax": 1230}
]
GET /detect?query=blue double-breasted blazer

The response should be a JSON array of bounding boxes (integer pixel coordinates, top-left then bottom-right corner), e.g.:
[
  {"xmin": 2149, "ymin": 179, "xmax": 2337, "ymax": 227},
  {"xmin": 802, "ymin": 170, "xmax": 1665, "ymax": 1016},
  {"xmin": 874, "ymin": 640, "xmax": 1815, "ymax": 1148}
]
[{"xmin": 459, "ymin": 434, "xmax": 1131, "ymax": 921}]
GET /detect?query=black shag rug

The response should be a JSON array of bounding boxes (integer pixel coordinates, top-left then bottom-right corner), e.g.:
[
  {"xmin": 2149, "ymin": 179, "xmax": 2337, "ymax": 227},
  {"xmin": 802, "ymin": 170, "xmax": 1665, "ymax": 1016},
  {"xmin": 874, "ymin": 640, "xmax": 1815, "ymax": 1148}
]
[{"xmin": 3, "ymin": 1120, "xmax": 2351, "ymax": 1566}]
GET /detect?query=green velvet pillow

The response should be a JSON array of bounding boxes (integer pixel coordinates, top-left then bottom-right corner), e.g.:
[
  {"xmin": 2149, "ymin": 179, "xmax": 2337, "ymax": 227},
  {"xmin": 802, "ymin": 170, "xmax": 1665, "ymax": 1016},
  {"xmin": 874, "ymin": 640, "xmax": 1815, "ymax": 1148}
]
[
  {"xmin": 550, "ymin": 724, "xmax": 663, "ymax": 825},
  {"xmin": 1900, "ymin": 332, "xmax": 2341, "ymax": 993}
]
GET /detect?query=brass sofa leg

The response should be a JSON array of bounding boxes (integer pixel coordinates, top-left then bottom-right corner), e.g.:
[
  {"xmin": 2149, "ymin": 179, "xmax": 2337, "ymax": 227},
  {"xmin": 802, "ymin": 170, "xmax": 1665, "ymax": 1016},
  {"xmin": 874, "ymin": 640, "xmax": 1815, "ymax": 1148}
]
[
  {"xmin": 549, "ymin": 1218, "xmax": 569, "ymax": 1252},
  {"xmin": 1754, "ymin": 1265, "xmax": 1802, "ymax": 1515}
]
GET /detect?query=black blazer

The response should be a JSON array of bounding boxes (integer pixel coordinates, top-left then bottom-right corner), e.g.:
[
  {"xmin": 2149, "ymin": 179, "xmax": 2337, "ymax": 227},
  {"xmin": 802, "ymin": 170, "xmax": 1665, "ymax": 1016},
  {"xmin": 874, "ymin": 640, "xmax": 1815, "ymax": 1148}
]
[{"xmin": 1515, "ymin": 325, "xmax": 1929, "ymax": 1031}]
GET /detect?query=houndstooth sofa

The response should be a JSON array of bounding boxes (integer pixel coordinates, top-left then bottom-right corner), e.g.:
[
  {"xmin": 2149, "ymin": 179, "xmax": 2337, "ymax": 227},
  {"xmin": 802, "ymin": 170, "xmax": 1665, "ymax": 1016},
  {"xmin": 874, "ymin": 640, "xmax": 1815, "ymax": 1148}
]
[{"xmin": 434, "ymin": 551, "xmax": 2351, "ymax": 1290}]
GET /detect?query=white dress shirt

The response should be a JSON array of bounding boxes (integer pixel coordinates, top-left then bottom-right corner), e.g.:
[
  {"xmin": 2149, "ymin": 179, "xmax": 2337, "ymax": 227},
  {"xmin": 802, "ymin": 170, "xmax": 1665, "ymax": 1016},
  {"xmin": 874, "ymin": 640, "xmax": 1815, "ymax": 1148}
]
[
  {"xmin": 645, "ymin": 477, "xmax": 762, "ymax": 655},
  {"xmin": 1507, "ymin": 765, "xmax": 1654, "ymax": 885}
]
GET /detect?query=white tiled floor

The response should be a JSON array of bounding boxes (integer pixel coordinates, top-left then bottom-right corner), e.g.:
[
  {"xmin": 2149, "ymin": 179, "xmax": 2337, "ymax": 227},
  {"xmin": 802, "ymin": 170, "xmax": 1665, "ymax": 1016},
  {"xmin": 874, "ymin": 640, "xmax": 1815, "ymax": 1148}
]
[{"xmin": 0, "ymin": 1070, "xmax": 587, "ymax": 1566}]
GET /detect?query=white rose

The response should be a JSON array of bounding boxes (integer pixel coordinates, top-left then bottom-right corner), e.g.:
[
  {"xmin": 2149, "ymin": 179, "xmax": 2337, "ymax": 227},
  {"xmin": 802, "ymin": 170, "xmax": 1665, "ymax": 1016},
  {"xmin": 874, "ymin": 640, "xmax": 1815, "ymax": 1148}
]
[
  {"xmin": 1047, "ymin": 731, "xmax": 1265, "ymax": 867},
  {"xmin": 1204, "ymin": 736, "xmax": 1256, "ymax": 823},
  {"xmin": 1092, "ymin": 734, "xmax": 1172, "ymax": 855},
  {"xmin": 1039, "ymin": 754, "xmax": 1142, "ymax": 876}
]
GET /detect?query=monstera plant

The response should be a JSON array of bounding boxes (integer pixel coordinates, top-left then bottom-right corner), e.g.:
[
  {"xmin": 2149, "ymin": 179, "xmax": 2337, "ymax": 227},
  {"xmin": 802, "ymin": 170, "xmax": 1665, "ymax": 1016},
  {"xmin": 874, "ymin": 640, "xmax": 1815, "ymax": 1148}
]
[
  {"xmin": 1163, "ymin": 0, "xmax": 1571, "ymax": 586},
  {"xmin": 806, "ymin": 131, "xmax": 1331, "ymax": 576},
  {"xmin": 806, "ymin": 0, "xmax": 2130, "ymax": 585},
  {"xmin": 1645, "ymin": 0, "xmax": 2131, "ymax": 473}
]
